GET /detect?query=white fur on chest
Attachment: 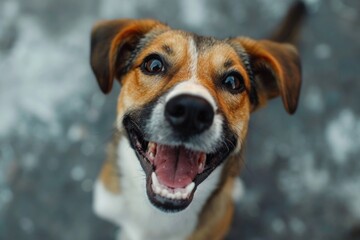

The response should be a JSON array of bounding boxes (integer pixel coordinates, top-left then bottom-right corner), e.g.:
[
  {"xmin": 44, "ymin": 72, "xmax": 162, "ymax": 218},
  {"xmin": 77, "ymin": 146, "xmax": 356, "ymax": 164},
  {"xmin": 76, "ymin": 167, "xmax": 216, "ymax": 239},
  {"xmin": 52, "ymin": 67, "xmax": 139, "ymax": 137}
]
[{"xmin": 93, "ymin": 137, "xmax": 224, "ymax": 240}]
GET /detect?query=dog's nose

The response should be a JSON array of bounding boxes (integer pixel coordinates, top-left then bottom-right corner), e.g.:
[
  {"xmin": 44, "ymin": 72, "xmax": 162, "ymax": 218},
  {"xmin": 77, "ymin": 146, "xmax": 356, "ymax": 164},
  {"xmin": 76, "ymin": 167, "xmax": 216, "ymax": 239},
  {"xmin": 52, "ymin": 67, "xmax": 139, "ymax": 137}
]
[{"xmin": 165, "ymin": 94, "xmax": 214, "ymax": 136}]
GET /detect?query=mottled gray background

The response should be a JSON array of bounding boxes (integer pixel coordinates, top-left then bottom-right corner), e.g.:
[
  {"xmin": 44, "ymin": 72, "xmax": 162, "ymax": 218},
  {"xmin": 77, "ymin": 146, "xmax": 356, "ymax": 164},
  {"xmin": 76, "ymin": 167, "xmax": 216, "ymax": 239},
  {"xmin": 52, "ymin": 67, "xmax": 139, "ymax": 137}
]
[{"xmin": 0, "ymin": 0, "xmax": 359, "ymax": 239}]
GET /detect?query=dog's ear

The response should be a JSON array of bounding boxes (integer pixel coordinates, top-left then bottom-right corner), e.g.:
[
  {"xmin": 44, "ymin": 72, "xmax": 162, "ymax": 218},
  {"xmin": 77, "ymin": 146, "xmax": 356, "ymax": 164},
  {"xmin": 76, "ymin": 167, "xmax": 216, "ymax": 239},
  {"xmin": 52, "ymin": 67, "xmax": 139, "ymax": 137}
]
[
  {"xmin": 90, "ymin": 19, "xmax": 167, "ymax": 94},
  {"xmin": 233, "ymin": 38, "xmax": 302, "ymax": 114}
]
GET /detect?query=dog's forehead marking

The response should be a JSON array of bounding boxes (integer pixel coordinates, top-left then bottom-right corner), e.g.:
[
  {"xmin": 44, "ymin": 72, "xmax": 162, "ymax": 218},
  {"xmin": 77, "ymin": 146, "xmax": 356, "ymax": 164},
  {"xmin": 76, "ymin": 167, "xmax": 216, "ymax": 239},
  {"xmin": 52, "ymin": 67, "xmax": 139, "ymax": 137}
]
[
  {"xmin": 188, "ymin": 36, "xmax": 198, "ymax": 81},
  {"xmin": 165, "ymin": 81, "xmax": 217, "ymax": 110},
  {"xmin": 165, "ymin": 36, "xmax": 218, "ymax": 111}
]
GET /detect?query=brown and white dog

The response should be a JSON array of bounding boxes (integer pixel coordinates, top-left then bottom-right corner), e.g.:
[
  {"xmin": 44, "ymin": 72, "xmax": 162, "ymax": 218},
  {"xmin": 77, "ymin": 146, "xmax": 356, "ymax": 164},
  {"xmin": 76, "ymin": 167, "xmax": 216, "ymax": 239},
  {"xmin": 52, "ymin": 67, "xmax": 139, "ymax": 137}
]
[{"xmin": 90, "ymin": 2, "xmax": 306, "ymax": 240}]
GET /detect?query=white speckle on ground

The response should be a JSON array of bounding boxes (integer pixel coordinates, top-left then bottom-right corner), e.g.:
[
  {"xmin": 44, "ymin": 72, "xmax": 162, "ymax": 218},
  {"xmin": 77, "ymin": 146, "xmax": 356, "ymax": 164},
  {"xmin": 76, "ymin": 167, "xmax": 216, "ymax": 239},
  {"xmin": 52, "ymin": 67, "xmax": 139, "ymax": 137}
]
[
  {"xmin": 67, "ymin": 124, "xmax": 87, "ymax": 142},
  {"xmin": 325, "ymin": 109, "xmax": 360, "ymax": 164},
  {"xmin": 304, "ymin": 86, "xmax": 325, "ymax": 112},
  {"xmin": 71, "ymin": 165, "xmax": 86, "ymax": 181},
  {"xmin": 290, "ymin": 217, "xmax": 306, "ymax": 235},
  {"xmin": 314, "ymin": 43, "xmax": 332, "ymax": 59},
  {"xmin": 19, "ymin": 217, "xmax": 34, "ymax": 233},
  {"xmin": 272, "ymin": 218, "xmax": 286, "ymax": 234}
]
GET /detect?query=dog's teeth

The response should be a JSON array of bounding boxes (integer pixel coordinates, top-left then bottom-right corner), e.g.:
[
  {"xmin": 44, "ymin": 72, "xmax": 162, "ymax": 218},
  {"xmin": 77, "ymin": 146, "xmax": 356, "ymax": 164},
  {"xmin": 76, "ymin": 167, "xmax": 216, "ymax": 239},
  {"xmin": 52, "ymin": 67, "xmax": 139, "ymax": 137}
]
[
  {"xmin": 147, "ymin": 142, "xmax": 157, "ymax": 162},
  {"xmin": 185, "ymin": 182, "xmax": 195, "ymax": 194},
  {"xmin": 174, "ymin": 191, "xmax": 181, "ymax": 199},
  {"xmin": 151, "ymin": 172, "xmax": 195, "ymax": 200},
  {"xmin": 152, "ymin": 183, "xmax": 161, "ymax": 195},
  {"xmin": 198, "ymin": 162, "xmax": 204, "ymax": 174},
  {"xmin": 147, "ymin": 142, "xmax": 156, "ymax": 152},
  {"xmin": 151, "ymin": 173, "xmax": 161, "ymax": 195},
  {"xmin": 152, "ymin": 172, "xmax": 159, "ymax": 186},
  {"xmin": 197, "ymin": 153, "xmax": 206, "ymax": 174},
  {"xmin": 161, "ymin": 189, "xmax": 168, "ymax": 196}
]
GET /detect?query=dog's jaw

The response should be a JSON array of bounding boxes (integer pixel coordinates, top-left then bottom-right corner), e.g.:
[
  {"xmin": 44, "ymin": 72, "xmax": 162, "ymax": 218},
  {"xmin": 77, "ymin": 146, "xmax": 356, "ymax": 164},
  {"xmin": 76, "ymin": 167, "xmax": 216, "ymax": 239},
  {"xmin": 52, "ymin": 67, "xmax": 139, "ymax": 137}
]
[
  {"xmin": 123, "ymin": 89, "xmax": 238, "ymax": 212},
  {"xmin": 93, "ymin": 125, "xmax": 241, "ymax": 239},
  {"xmin": 93, "ymin": 135, "xmax": 226, "ymax": 239}
]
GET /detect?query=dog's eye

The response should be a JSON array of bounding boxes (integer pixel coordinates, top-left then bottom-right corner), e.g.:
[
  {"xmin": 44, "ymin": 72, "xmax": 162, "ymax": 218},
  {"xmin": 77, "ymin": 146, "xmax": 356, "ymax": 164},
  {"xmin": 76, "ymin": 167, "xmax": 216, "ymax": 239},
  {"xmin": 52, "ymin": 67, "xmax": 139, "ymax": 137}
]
[
  {"xmin": 142, "ymin": 54, "xmax": 165, "ymax": 75},
  {"xmin": 222, "ymin": 73, "xmax": 245, "ymax": 93}
]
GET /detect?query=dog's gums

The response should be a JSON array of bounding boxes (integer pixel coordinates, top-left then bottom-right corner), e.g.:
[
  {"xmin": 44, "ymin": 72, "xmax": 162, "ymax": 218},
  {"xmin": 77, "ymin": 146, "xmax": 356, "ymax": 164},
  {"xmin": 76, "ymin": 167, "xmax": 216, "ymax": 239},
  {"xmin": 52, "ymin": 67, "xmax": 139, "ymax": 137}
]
[{"xmin": 124, "ymin": 116, "xmax": 236, "ymax": 212}]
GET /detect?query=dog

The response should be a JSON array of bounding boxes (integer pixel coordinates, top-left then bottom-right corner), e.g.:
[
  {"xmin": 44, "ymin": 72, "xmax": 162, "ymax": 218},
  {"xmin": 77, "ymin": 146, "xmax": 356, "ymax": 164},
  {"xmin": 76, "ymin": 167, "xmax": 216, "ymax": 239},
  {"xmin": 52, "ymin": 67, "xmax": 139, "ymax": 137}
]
[{"xmin": 90, "ymin": 1, "xmax": 306, "ymax": 239}]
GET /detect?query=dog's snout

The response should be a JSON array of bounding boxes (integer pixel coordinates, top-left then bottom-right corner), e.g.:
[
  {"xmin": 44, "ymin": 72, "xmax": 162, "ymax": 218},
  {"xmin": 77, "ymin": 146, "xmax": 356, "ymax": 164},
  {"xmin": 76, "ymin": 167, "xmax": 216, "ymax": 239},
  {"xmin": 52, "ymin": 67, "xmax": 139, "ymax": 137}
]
[{"xmin": 165, "ymin": 94, "xmax": 214, "ymax": 136}]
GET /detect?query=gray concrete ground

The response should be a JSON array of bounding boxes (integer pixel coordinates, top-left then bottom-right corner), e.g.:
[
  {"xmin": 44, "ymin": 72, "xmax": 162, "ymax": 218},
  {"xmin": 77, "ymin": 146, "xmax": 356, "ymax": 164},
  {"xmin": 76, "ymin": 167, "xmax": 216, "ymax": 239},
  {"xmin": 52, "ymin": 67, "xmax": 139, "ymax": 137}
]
[{"xmin": 0, "ymin": 0, "xmax": 360, "ymax": 239}]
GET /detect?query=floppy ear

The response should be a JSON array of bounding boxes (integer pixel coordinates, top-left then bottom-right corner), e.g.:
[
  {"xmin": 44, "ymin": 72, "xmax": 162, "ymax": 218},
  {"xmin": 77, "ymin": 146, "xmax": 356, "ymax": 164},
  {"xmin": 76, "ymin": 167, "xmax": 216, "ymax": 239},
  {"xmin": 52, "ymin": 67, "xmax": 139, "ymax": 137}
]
[
  {"xmin": 90, "ymin": 19, "xmax": 167, "ymax": 94},
  {"xmin": 234, "ymin": 38, "xmax": 302, "ymax": 114}
]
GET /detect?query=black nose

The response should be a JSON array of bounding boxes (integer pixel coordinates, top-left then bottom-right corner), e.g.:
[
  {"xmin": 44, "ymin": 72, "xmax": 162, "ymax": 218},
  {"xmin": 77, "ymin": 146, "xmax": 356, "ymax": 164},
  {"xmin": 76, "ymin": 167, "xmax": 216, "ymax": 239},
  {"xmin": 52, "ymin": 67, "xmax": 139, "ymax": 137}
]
[{"xmin": 165, "ymin": 94, "xmax": 214, "ymax": 136}]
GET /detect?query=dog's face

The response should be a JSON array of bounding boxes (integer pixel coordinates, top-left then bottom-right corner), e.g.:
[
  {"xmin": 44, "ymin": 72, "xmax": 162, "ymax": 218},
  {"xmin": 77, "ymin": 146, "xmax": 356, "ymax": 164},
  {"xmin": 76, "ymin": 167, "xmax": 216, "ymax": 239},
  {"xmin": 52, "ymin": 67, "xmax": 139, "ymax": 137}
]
[{"xmin": 90, "ymin": 19, "xmax": 301, "ymax": 212}]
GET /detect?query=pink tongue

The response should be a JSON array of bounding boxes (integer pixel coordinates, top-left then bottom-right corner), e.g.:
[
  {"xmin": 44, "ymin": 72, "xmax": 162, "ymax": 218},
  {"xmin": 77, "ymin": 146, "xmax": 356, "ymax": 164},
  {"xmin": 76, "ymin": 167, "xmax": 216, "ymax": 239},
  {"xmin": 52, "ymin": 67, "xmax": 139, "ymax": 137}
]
[{"xmin": 154, "ymin": 145, "xmax": 201, "ymax": 188}]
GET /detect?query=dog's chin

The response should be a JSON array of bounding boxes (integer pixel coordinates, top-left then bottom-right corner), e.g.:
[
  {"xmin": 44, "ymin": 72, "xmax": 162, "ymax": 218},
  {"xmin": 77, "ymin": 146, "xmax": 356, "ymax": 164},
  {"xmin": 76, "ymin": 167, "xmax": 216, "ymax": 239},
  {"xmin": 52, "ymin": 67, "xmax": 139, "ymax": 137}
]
[{"xmin": 124, "ymin": 120, "xmax": 236, "ymax": 213}]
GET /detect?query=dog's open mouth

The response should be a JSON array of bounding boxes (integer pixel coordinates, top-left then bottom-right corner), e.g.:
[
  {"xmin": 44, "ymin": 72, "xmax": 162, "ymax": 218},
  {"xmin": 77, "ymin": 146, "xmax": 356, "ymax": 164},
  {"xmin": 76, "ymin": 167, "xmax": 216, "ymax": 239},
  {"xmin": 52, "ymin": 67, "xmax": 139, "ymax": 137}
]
[{"xmin": 124, "ymin": 118, "xmax": 235, "ymax": 212}]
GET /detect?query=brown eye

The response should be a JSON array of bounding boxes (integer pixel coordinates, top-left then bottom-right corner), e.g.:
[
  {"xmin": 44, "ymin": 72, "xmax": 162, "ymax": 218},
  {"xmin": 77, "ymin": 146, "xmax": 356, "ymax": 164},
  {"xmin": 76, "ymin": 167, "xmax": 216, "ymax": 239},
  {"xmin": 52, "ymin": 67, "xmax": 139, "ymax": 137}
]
[
  {"xmin": 222, "ymin": 73, "xmax": 245, "ymax": 94},
  {"xmin": 142, "ymin": 54, "xmax": 165, "ymax": 75}
]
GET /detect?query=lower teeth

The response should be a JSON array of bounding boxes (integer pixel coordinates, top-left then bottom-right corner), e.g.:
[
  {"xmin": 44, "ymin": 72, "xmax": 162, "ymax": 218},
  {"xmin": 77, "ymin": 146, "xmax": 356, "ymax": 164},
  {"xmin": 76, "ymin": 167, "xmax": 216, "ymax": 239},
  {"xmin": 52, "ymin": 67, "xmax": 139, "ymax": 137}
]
[{"xmin": 151, "ymin": 172, "xmax": 194, "ymax": 200}]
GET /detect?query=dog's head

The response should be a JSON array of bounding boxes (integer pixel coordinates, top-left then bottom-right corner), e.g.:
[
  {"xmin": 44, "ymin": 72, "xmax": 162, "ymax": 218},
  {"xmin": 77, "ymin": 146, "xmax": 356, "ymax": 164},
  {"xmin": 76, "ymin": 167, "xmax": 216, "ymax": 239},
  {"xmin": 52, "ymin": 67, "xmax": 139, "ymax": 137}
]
[{"xmin": 90, "ymin": 19, "xmax": 301, "ymax": 212}]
